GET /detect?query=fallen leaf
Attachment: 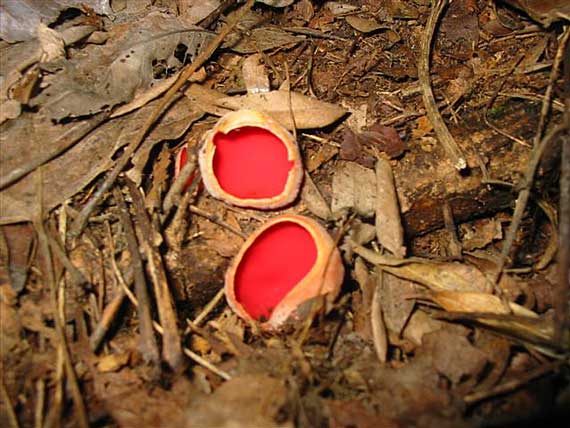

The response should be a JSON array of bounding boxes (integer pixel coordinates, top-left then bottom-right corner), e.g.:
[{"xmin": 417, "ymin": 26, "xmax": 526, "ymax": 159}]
[
  {"xmin": 375, "ymin": 158, "xmax": 406, "ymax": 258},
  {"xmin": 402, "ymin": 309, "xmax": 445, "ymax": 346},
  {"xmin": 362, "ymin": 123, "xmax": 406, "ymax": 158},
  {"xmin": 379, "ymin": 273, "xmax": 418, "ymax": 336},
  {"xmin": 242, "ymin": 54, "xmax": 270, "ymax": 94},
  {"xmin": 353, "ymin": 245, "xmax": 494, "ymax": 294},
  {"xmin": 301, "ymin": 172, "xmax": 332, "ymax": 220},
  {"xmin": 216, "ymin": 91, "xmax": 347, "ymax": 129},
  {"xmin": 331, "ymin": 161, "xmax": 376, "ymax": 218},
  {"xmin": 345, "ymin": 16, "xmax": 390, "ymax": 34}
]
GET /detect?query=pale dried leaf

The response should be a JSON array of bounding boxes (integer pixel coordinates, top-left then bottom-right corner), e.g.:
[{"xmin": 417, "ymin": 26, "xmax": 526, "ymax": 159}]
[
  {"xmin": 37, "ymin": 24, "xmax": 65, "ymax": 63},
  {"xmin": 301, "ymin": 172, "xmax": 332, "ymax": 220},
  {"xmin": 242, "ymin": 54, "xmax": 270, "ymax": 94},
  {"xmin": 353, "ymin": 245, "xmax": 494, "ymax": 294},
  {"xmin": 184, "ymin": 84, "xmax": 232, "ymax": 117},
  {"xmin": 256, "ymin": 0, "xmax": 296, "ymax": 7},
  {"xmin": 331, "ymin": 161, "xmax": 376, "ymax": 218},
  {"xmin": 178, "ymin": 0, "xmax": 220, "ymax": 22},
  {"xmin": 216, "ymin": 91, "xmax": 347, "ymax": 129},
  {"xmin": 379, "ymin": 272, "xmax": 417, "ymax": 336},
  {"xmin": 375, "ymin": 158, "xmax": 406, "ymax": 258},
  {"xmin": 402, "ymin": 310, "xmax": 445, "ymax": 346}
]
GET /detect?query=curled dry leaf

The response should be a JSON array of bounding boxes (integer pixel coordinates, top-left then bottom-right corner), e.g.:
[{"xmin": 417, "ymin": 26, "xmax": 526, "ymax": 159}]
[
  {"xmin": 426, "ymin": 291, "xmax": 566, "ymax": 354},
  {"xmin": 331, "ymin": 161, "xmax": 377, "ymax": 218},
  {"xmin": 375, "ymin": 158, "xmax": 406, "ymax": 258},
  {"xmin": 353, "ymin": 244, "xmax": 493, "ymax": 294},
  {"xmin": 216, "ymin": 90, "xmax": 348, "ymax": 129}
]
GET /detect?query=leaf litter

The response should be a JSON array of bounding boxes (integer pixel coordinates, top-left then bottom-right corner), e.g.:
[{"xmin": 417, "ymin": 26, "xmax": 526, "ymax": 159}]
[{"xmin": 1, "ymin": 1, "xmax": 569, "ymax": 427}]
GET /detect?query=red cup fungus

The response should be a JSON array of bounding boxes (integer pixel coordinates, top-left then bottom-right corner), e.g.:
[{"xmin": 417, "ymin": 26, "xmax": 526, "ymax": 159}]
[
  {"xmin": 225, "ymin": 214, "xmax": 345, "ymax": 330},
  {"xmin": 198, "ymin": 110, "xmax": 303, "ymax": 209}
]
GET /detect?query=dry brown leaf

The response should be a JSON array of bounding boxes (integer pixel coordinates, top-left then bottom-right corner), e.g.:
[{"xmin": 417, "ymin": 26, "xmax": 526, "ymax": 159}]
[
  {"xmin": 184, "ymin": 83, "xmax": 232, "ymax": 117},
  {"xmin": 301, "ymin": 172, "xmax": 332, "ymax": 220},
  {"xmin": 215, "ymin": 91, "xmax": 347, "ymax": 129},
  {"xmin": 345, "ymin": 16, "xmax": 390, "ymax": 34},
  {"xmin": 331, "ymin": 161, "xmax": 376, "ymax": 218},
  {"xmin": 375, "ymin": 158, "xmax": 406, "ymax": 258}
]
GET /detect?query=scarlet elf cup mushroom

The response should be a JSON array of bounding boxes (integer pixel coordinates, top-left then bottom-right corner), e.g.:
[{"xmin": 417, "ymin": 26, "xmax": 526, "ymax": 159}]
[
  {"xmin": 198, "ymin": 110, "xmax": 303, "ymax": 209},
  {"xmin": 225, "ymin": 215, "xmax": 345, "ymax": 330}
]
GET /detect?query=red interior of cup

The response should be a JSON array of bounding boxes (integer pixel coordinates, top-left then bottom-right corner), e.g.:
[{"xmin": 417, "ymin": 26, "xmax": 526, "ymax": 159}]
[
  {"xmin": 213, "ymin": 126, "xmax": 293, "ymax": 199},
  {"xmin": 234, "ymin": 221, "xmax": 317, "ymax": 320}
]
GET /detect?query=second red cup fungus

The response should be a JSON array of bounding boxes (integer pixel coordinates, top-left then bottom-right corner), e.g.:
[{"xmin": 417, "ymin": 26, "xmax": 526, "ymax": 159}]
[
  {"xmin": 198, "ymin": 110, "xmax": 303, "ymax": 209},
  {"xmin": 225, "ymin": 215, "xmax": 344, "ymax": 329}
]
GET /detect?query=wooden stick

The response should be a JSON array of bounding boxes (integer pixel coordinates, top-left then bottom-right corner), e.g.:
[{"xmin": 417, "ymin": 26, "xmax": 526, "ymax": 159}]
[
  {"xmin": 113, "ymin": 188, "xmax": 160, "ymax": 363},
  {"xmin": 126, "ymin": 179, "xmax": 184, "ymax": 371},
  {"xmin": 418, "ymin": 0, "xmax": 466, "ymax": 170}
]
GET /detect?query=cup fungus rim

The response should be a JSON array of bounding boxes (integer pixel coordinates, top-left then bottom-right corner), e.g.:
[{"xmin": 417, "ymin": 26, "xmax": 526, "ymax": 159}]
[
  {"xmin": 225, "ymin": 214, "xmax": 344, "ymax": 330},
  {"xmin": 198, "ymin": 110, "xmax": 303, "ymax": 209}
]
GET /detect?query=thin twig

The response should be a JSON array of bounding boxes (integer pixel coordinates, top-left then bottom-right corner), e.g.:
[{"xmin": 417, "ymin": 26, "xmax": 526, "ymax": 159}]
[
  {"xmin": 555, "ymin": 31, "xmax": 570, "ymax": 343},
  {"xmin": 70, "ymin": 0, "xmax": 256, "ymax": 236},
  {"xmin": 464, "ymin": 358, "xmax": 566, "ymax": 405},
  {"xmin": 189, "ymin": 205, "xmax": 248, "ymax": 239},
  {"xmin": 371, "ymin": 269, "xmax": 388, "ymax": 364},
  {"xmin": 163, "ymin": 152, "xmax": 197, "ymax": 213},
  {"xmin": 34, "ymin": 378, "xmax": 45, "ymax": 428},
  {"xmin": 125, "ymin": 179, "xmax": 184, "ymax": 371},
  {"xmin": 418, "ymin": 0, "xmax": 466, "ymax": 170},
  {"xmin": 193, "ymin": 287, "xmax": 226, "ymax": 326},
  {"xmin": 112, "ymin": 188, "xmax": 160, "ymax": 363},
  {"xmin": 118, "ymin": 284, "xmax": 231, "ymax": 380}
]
